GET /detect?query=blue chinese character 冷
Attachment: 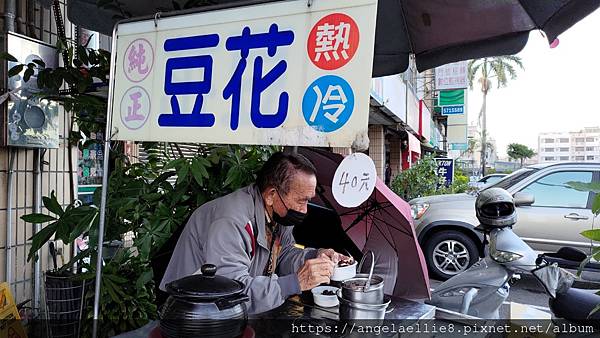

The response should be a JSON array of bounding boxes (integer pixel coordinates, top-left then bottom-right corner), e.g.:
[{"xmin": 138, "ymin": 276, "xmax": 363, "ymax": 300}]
[
  {"xmin": 223, "ymin": 24, "xmax": 294, "ymax": 130},
  {"xmin": 159, "ymin": 34, "xmax": 219, "ymax": 127}
]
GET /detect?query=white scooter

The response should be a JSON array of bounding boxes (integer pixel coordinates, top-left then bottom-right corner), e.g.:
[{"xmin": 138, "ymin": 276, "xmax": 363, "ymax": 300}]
[{"xmin": 428, "ymin": 188, "xmax": 595, "ymax": 321}]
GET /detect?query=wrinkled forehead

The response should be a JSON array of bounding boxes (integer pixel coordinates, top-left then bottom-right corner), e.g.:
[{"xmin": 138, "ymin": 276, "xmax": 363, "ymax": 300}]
[{"xmin": 286, "ymin": 171, "xmax": 317, "ymax": 199}]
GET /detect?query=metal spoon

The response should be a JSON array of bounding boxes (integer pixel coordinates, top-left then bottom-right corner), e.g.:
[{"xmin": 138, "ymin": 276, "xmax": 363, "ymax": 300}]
[{"xmin": 364, "ymin": 251, "xmax": 375, "ymax": 291}]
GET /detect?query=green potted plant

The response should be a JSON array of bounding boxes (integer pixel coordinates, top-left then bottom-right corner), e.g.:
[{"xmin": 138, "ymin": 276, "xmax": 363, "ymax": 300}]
[
  {"xmin": 3, "ymin": 42, "xmax": 277, "ymax": 335},
  {"xmin": 567, "ymin": 181, "xmax": 600, "ymax": 315}
]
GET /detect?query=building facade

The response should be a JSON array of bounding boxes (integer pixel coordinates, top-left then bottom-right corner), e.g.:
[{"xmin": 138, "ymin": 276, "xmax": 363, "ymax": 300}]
[
  {"xmin": 0, "ymin": 0, "xmax": 111, "ymax": 309},
  {"xmin": 538, "ymin": 127, "xmax": 600, "ymax": 163},
  {"xmin": 454, "ymin": 124, "xmax": 498, "ymax": 176},
  {"xmin": 365, "ymin": 59, "xmax": 446, "ymax": 184}
]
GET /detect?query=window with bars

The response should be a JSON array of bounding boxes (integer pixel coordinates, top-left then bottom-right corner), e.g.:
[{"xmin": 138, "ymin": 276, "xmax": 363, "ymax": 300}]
[{"xmin": 11, "ymin": 0, "xmax": 76, "ymax": 47}]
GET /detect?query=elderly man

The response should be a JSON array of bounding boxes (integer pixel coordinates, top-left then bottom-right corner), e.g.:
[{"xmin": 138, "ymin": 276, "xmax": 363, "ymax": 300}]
[{"xmin": 160, "ymin": 152, "xmax": 346, "ymax": 314}]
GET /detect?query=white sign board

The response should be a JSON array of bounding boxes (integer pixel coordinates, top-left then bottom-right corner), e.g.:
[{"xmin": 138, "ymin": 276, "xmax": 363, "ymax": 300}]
[
  {"xmin": 109, "ymin": 0, "xmax": 377, "ymax": 147},
  {"xmin": 435, "ymin": 61, "xmax": 468, "ymax": 90},
  {"xmin": 332, "ymin": 153, "xmax": 376, "ymax": 208}
]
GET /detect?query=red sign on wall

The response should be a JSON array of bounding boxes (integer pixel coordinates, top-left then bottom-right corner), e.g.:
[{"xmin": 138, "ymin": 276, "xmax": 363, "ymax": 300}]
[{"xmin": 307, "ymin": 13, "xmax": 360, "ymax": 70}]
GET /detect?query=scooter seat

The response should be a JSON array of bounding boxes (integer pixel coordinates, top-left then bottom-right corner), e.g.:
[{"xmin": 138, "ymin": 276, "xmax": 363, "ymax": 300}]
[{"xmin": 549, "ymin": 287, "xmax": 600, "ymax": 322}]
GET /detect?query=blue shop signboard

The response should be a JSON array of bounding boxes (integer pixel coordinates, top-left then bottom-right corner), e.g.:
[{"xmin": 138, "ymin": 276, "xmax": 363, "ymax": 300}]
[{"xmin": 435, "ymin": 158, "xmax": 454, "ymax": 188}]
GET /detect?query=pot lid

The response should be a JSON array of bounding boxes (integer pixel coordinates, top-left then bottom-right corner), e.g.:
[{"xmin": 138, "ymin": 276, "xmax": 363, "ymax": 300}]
[{"xmin": 166, "ymin": 264, "xmax": 245, "ymax": 300}]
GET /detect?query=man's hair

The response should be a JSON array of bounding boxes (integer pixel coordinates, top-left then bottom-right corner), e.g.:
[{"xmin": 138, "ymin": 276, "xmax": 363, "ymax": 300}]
[{"xmin": 256, "ymin": 152, "xmax": 317, "ymax": 195}]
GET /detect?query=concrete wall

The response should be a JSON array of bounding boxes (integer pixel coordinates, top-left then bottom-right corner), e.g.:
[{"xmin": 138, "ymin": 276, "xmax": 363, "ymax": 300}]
[{"xmin": 0, "ymin": 0, "xmax": 77, "ymax": 305}]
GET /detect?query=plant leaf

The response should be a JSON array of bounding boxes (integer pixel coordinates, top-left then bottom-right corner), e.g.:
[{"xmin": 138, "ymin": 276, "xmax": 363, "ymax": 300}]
[
  {"xmin": 23, "ymin": 68, "xmax": 34, "ymax": 82},
  {"xmin": 21, "ymin": 213, "xmax": 56, "ymax": 224},
  {"xmin": 588, "ymin": 302, "xmax": 600, "ymax": 318},
  {"xmin": 77, "ymin": 46, "xmax": 90, "ymax": 65},
  {"xmin": 32, "ymin": 59, "xmax": 45, "ymax": 68},
  {"xmin": 190, "ymin": 159, "xmax": 204, "ymax": 186},
  {"xmin": 103, "ymin": 278, "xmax": 123, "ymax": 304},
  {"xmin": 27, "ymin": 222, "xmax": 58, "ymax": 262},
  {"xmin": 0, "ymin": 52, "xmax": 18, "ymax": 62},
  {"xmin": 58, "ymin": 248, "xmax": 90, "ymax": 273},
  {"xmin": 106, "ymin": 274, "xmax": 129, "ymax": 284},
  {"xmin": 136, "ymin": 270, "xmax": 153, "ymax": 289},
  {"xmin": 43, "ymin": 191, "xmax": 64, "ymax": 216},
  {"xmin": 8, "ymin": 64, "xmax": 24, "ymax": 77},
  {"xmin": 592, "ymin": 195, "xmax": 600, "ymax": 216},
  {"xmin": 577, "ymin": 246, "xmax": 600, "ymax": 276},
  {"xmin": 69, "ymin": 210, "xmax": 98, "ymax": 242},
  {"xmin": 581, "ymin": 229, "xmax": 600, "ymax": 242},
  {"xmin": 176, "ymin": 161, "xmax": 189, "ymax": 184},
  {"xmin": 566, "ymin": 181, "xmax": 600, "ymax": 194}
]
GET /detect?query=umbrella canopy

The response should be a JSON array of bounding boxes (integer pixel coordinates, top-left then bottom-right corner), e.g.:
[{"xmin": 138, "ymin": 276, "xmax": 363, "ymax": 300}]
[
  {"xmin": 49, "ymin": 0, "xmax": 600, "ymax": 76},
  {"xmin": 299, "ymin": 147, "xmax": 430, "ymax": 300}
]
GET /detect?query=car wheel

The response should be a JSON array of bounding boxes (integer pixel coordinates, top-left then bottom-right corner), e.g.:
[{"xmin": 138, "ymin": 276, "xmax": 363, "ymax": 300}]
[{"xmin": 424, "ymin": 230, "xmax": 479, "ymax": 280}]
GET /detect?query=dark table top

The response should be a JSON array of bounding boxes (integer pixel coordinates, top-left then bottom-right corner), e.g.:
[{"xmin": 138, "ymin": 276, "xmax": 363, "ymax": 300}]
[
  {"xmin": 255, "ymin": 292, "xmax": 436, "ymax": 321},
  {"xmin": 115, "ymin": 293, "xmax": 436, "ymax": 337}
]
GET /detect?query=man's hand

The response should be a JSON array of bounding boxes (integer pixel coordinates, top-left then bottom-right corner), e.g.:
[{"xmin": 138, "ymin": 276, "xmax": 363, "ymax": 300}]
[
  {"xmin": 297, "ymin": 257, "xmax": 334, "ymax": 291},
  {"xmin": 317, "ymin": 248, "xmax": 349, "ymax": 265}
]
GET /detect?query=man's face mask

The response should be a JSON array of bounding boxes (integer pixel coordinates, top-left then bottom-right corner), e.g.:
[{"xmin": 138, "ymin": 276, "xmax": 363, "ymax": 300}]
[{"xmin": 273, "ymin": 190, "xmax": 306, "ymax": 227}]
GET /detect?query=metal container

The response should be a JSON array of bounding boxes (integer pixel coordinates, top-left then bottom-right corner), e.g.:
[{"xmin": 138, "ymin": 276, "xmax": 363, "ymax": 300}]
[
  {"xmin": 340, "ymin": 252, "xmax": 384, "ymax": 304},
  {"xmin": 341, "ymin": 274, "xmax": 384, "ymax": 304},
  {"xmin": 160, "ymin": 264, "xmax": 249, "ymax": 338},
  {"xmin": 337, "ymin": 289, "xmax": 390, "ymax": 320}
]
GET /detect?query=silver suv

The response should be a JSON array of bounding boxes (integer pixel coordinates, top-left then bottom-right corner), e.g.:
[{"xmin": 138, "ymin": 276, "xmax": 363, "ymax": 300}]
[{"xmin": 410, "ymin": 162, "xmax": 600, "ymax": 280}]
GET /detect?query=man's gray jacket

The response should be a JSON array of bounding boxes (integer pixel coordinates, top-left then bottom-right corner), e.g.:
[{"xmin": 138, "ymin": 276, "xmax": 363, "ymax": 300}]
[{"xmin": 160, "ymin": 184, "xmax": 318, "ymax": 314}]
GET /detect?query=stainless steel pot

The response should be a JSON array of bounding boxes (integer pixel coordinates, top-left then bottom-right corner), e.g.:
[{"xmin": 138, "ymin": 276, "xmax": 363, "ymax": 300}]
[
  {"xmin": 337, "ymin": 290, "xmax": 391, "ymax": 320},
  {"xmin": 341, "ymin": 252, "xmax": 384, "ymax": 304},
  {"xmin": 160, "ymin": 264, "xmax": 249, "ymax": 338}
]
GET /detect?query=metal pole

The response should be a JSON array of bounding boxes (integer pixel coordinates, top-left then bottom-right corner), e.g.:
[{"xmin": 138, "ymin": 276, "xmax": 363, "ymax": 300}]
[
  {"xmin": 6, "ymin": 149, "xmax": 15, "ymax": 290},
  {"xmin": 33, "ymin": 149, "xmax": 42, "ymax": 312},
  {"xmin": 3, "ymin": 0, "xmax": 16, "ymax": 31},
  {"xmin": 92, "ymin": 25, "xmax": 118, "ymax": 338}
]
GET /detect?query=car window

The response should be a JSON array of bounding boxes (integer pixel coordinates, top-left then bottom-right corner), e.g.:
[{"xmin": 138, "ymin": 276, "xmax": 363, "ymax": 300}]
[
  {"xmin": 485, "ymin": 176, "xmax": 504, "ymax": 185},
  {"xmin": 486, "ymin": 168, "xmax": 537, "ymax": 190},
  {"xmin": 520, "ymin": 171, "xmax": 593, "ymax": 208}
]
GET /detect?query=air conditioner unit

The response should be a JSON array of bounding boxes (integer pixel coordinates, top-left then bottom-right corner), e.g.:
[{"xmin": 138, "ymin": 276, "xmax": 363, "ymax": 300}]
[{"xmin": 1, "ymin": 32, "xmax": 60, "ymax": 148}]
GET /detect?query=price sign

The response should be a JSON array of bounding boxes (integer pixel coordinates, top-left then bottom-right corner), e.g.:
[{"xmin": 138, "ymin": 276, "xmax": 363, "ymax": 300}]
[{"xmin": 332, "ymin": 153, "xmax": 377, "ymax": 207}]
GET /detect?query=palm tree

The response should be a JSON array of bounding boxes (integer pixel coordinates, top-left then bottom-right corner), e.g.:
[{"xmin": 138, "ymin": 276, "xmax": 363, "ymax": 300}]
[
  {"xmin": 468, "ymin": 56, "xmax": 524, "ymax": 176},
  {"xmin": 459, "ymin": 135, "xmax": 495, "ymax": 176}
]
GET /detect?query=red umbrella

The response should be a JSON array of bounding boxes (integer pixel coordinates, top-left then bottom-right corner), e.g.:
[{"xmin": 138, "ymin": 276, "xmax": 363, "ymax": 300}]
[{"xmin": 299, "ymin": 147, "xmax": 430, "ymax": 300}]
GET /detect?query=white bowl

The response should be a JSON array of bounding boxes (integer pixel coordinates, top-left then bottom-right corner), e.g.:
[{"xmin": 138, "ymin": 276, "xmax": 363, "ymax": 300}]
[
  {"xmin": 312, "ymin": 286, "xmax": 340, "ymax": 308},
  {"xmin": 331, "ymin": 261, "xmax": 357, "ymax": 281}
]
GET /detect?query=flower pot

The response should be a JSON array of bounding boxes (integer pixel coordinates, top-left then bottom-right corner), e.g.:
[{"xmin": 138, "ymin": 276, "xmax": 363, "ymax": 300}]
[{"xmin": 44, "ymin": 271, "xmax": 89, "ymax": 338}]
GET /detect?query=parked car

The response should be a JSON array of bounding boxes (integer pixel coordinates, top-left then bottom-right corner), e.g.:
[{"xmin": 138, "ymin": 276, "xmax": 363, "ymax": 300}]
[
  {"xmin": 410, "ymin": 162, "xmax": 600, "ymax": 280},
  {"xmin": 468, "ymin": 173, "xmax": 507, "ymax": 189}
]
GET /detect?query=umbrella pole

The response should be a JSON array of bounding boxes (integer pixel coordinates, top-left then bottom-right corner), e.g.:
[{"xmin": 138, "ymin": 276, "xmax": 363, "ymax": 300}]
[{"xmin": 92, "ymin": 27, "xmax": 119, "ymax": 338}]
